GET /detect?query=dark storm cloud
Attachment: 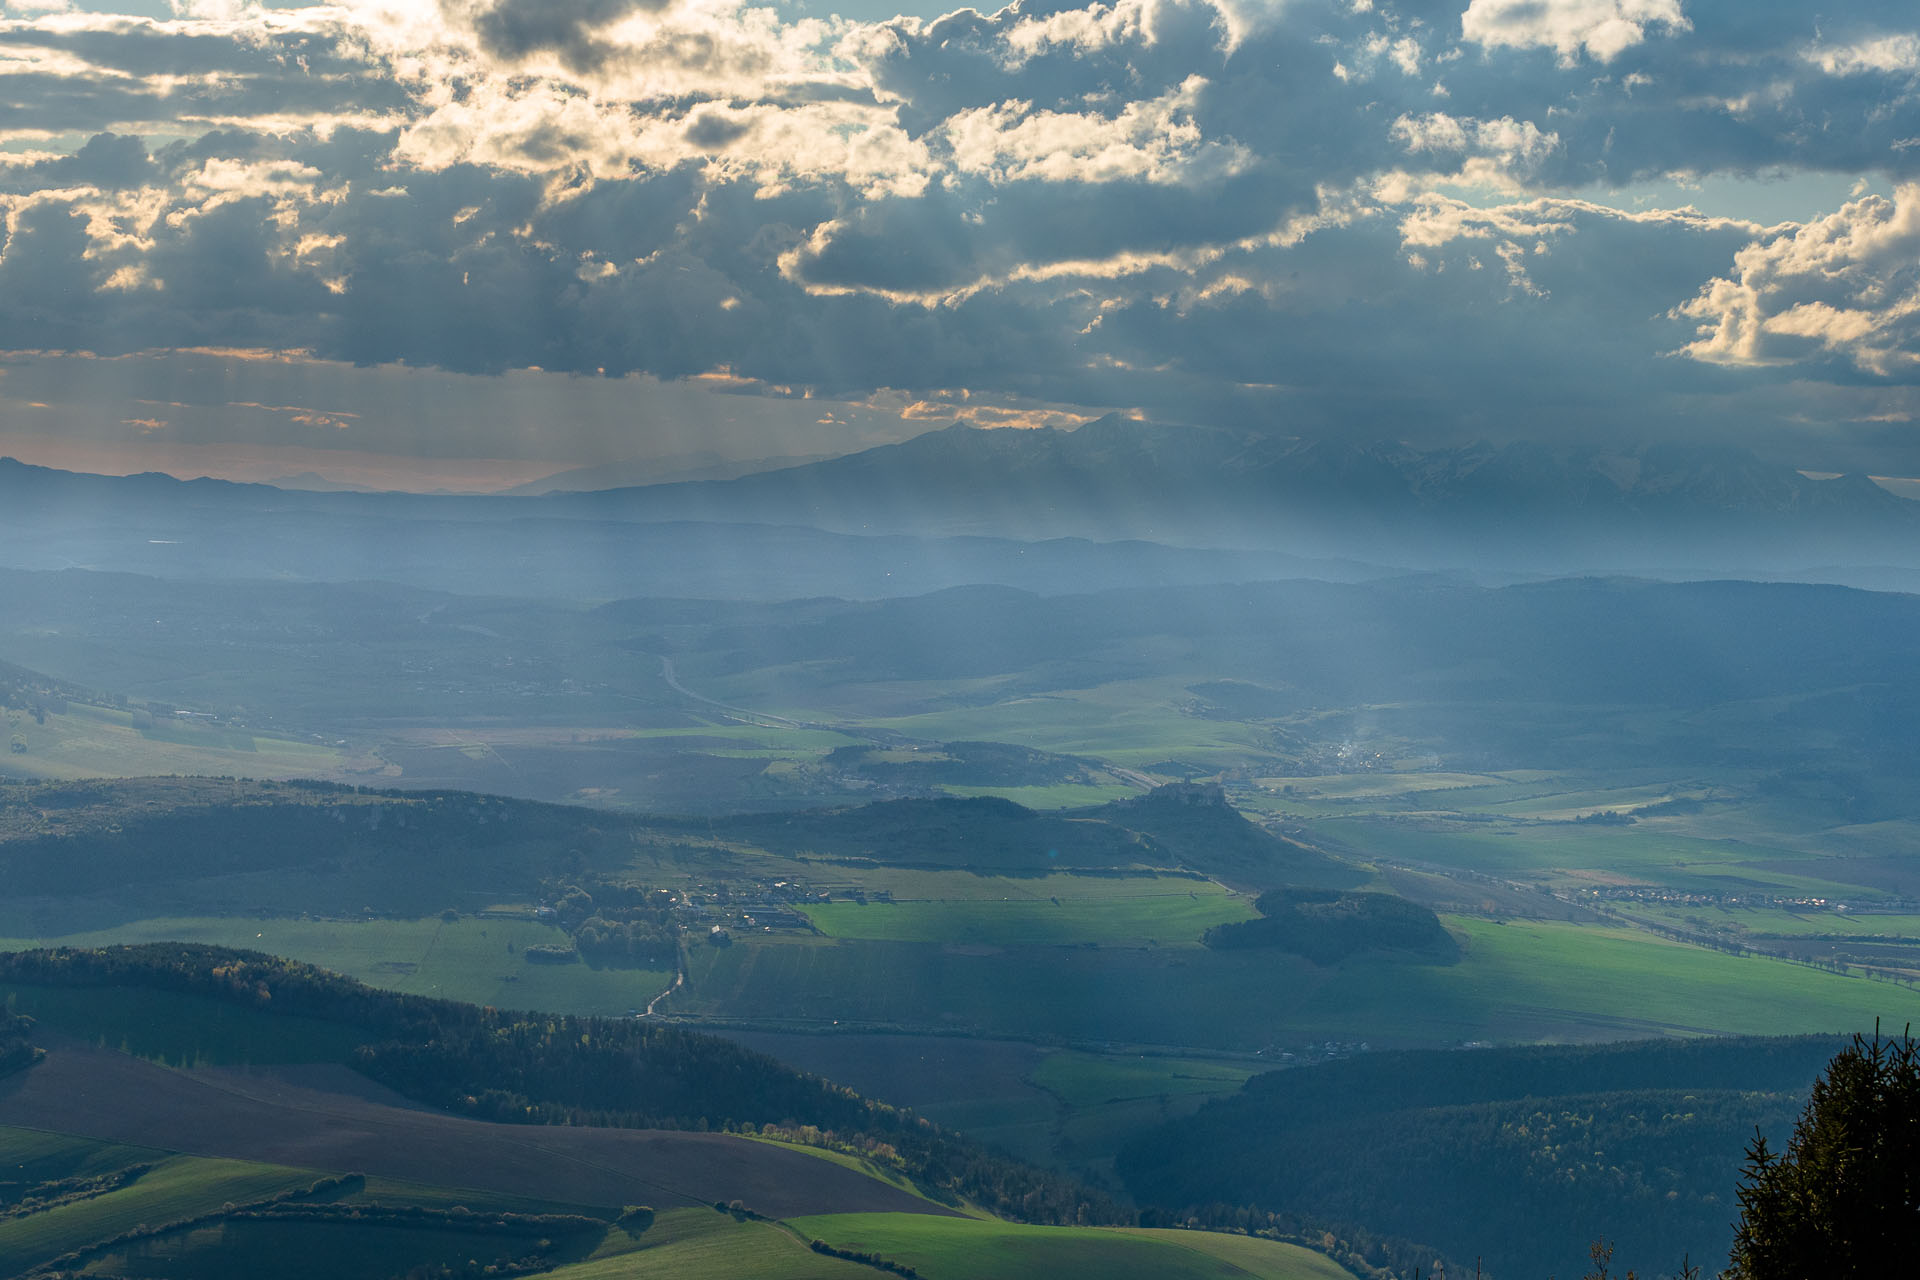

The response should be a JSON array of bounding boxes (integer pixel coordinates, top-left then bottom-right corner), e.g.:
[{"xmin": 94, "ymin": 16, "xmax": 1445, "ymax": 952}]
[
  {"xmin": 1080, "ymin": 206, "xmax": 1770, "ymax": 429},
  {"xmin": 459, "ymin": 0, "xmax": 674, "ymax": 71},
  {"xmin": 0, "ymin": 129, "xmax": 154, "ymax": 191}
]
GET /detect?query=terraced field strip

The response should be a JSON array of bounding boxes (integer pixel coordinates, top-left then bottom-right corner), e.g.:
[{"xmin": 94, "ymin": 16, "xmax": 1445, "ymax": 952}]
[
  {"xmin": 0, "ymin": 1125, "xmax": 163, "ymax": 1182},
  {"xmin": 1631, "ymin": 904, "xmax": 1920, "ymax": 939},
  {"xmin": 1117, "ymin": 1229, "xmax": 1360, "ymax": 1280},
  {"xmin": 544, "ymin": 1207, "xmax": 876, "ymax": 1279},
  {"xmin": 1322, "ymin": 817, "xmax": 1871, "ymax": 898},
  {"xmin": 790, "ymin": 1212, "xmax": 1352, "ymax": 1279},
  {"xmin": 0, "ymin": 1153, "xmax": 315, "ymax": 1272}
]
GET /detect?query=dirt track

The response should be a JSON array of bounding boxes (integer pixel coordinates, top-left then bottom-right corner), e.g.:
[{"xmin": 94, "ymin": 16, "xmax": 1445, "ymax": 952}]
[{"xmin": 0, "ymin": 1039, "xmax": 956, "ymax": 1219}]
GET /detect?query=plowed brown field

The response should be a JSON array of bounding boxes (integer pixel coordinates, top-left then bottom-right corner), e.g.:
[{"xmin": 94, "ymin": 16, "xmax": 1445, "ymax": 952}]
[{"xmin": 0, "ymin": 1039, "xmax": 955, "ymax": 1219}]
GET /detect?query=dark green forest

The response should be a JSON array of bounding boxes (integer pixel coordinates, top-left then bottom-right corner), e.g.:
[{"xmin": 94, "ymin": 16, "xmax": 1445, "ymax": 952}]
[
  {"xmin": 1202, "ymin": 888, "xmax": 1458, "ymax": 963},
  {"xmin": 0, "ymin": 778, "xmax": 627, "ymax": 913},
  {"xmin": 1727, "ymin": 1030, "xmax": 1920, "ymax": 1279},
  {"xmin": 700, "ymin": 783, "xmax": 1358, "ymax": 885},
  {"xmin": 0, "ymin": 1008, "xmax": 37, "ymax": 1076},
  {"xmin": 1119, "ymin": 1037, "xmax": 1847, "ymax": 1279}
]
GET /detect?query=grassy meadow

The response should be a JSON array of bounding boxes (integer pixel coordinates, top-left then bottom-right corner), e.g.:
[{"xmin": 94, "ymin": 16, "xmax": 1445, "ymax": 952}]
[
  {"xmin": 0, "ymin": 1151, "xmax": 318, "ymax": 1273},
  {"xmin": 798, "ymin": 878, "xmax": 1252, "ymax": 947},
  {"xmin": 78, "ymin": 1215, "xmax": 599, "ymax": 1280},
  {"xmin": 1320, "ymin": 817, "xmax": 1804, "ymax": 890},
  {"xmin": 542, "ymin": 1208, "xmax": 878, "ymax": 1279},
  {"xmin": 680, "ymin": 914, "xmax": 1916, "ymax": 1049},
  {"xmin": 0, "ymin": 916, "xmax": 674, "ymax": 1017},
  {"xmin": 3, "ymin": 702, "xmax": 343, "ymax": 782},
  {"xmin": 1027, "ymin": 1051, "xmax": 1265, "ymax": 1173},
  {"xmin": 1030, "ymin": 1051, "xmax": 1260, "ymax": 1112},
  {"xmin": 0, "ymin": 1125, "xmax": 1351, "ymax": 1280},
  {"xmin": 789, "ymin": 1213, "xmax": 1355, "ymax": 1280},
  {"xmin": 0, "ymin": 1128, "xmax": 614, "ymax": 1279},
  {"xmin": 851, "ymin": 678, "xmax": 1273, "ymax": 770}
]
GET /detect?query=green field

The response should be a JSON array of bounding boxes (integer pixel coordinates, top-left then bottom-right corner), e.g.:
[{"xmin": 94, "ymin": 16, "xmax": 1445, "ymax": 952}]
[
  {"xmin": 0, "ymin": 1126, "xmax": 161, "ymax": 1185},
  {"xmin": 790, "ymin": 1213, "xmax": 1353, "ymax": 1280},
  {"xmin": 1118, "ymin": 1229, "xmax": 1358, "ymax": 1279},
  {"xmin": 856, "ymin": 678, "xmax": 1275, "ymax": 769},
  {"xmin": 1483, "ymin": 783, "xmax": 1709, "ymax": 820},
  {"xmin": 1249, "ymin": 769, "xmax": 1712, "ymax": 817},
  {"xmin": 0, "ymin": 1119, "xmax": 1358, "ymax": 1280},
  {"xmin": 621, "ymin": 724, "xmax": 862, "ymax": 749},
  {"xmin": 11, "ymin": 899, "xmax": 1904, "ymax": 1056},
  {"xmin": 2, "ymin": 702, "xmax": 343, "ymax": 782},
  {"xmin": 1320, "ymin": 816, "xmax": 1869, "ymax": 898},
  {"xmin": 1293, "ymin": 917, "xmax": 1920, "ymax": 1042},
  {"xmin": 0, "ymin": 1154, "xmax": 318, "ymax": 1272},
  {"xmin": 1030, "ymin": 1051, "xmax": 1260, "ymax": 1111},
  {"xmin": 775, "ymin": 869, "xmax": 1210, "ymax": 903},
  {"xmin": 799, "ymin": 881, "xmax": 1252, "ymax": 947},
  {"xmin": 79, "ymin": 1214, "xmax": 599, "ymax": 1280},
  {"xmin": 349, "ymin": 1176, "xmax": 615, "ymax": 1218},
  {"xmin": 679, "ymin": 935, "xmax": 1317, "ymax": 1046},
  {"xmin": 0, "ymin": 1128, "xmax": 613, "ymax": 1279},
  {"xmin": 0, "ymin": 916, "xmax": 674, "ymax": 1017},
  {"xmin": 1028, "ymin": 1051, "xmax": 1266, "ymax": 1172},
  {"xmin": 1628, "ymin": 904, "xmax": 1920, "ymax": 939},
  {"xmin": 681, "ymin": 915, "xmax": 1920, "ymax": 1048},
  {"xmin": 1254, "ymin": 771, "xmax": 1517, "ymax": 802},
  {"xmin": 541, "ymin": 1208, "xmax": 878, "ymax": 1279}
]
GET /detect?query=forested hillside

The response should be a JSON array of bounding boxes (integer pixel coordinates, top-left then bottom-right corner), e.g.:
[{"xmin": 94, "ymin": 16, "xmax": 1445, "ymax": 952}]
[
  {"xmin": 0, "ymin": 943, "xmax": 1122, "ymax": 1227},
  {"xmin": 1119, "ymin": 1037, "xmax": 1846, "ymax": 1278},
  {"xmin": 701, "ymin": 784, "xmax": 1358, "ymax": 886}
]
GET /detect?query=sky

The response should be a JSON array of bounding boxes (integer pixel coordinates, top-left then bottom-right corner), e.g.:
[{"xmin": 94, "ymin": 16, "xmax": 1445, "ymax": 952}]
[{"xmin": 0, "ymin": 0, "xmax": 1916, "ymax": 489}]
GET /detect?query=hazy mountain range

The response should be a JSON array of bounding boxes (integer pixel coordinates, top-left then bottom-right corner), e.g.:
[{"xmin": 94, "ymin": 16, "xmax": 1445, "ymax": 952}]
[
  {"xmin": 552, "ymin": 418, "xmax": 1919, "ymax": 558},
  {"xmin": 4, "ymin": 420, "xmax": 1917, "ymax": 597}
]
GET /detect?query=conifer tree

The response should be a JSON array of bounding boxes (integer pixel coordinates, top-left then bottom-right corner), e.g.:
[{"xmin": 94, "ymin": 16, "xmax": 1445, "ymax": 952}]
[{"xmin": 1726, "ymin": 1025, "xmax": 1920, "ymax": 1278}]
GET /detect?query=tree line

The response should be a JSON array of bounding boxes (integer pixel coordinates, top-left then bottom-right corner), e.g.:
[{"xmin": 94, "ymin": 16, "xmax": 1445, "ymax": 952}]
[
  {"xmin": 1202, "ymin": 888, "xmax": 1458, "ymax": 963},
  {"xmin": 0, "ymin": 1009, "xmax": 38, "ymax": 1077}
]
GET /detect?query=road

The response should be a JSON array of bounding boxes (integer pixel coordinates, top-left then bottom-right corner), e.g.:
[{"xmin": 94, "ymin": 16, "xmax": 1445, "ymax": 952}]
[{"xmin": 659, "ymin": 656, "xmax": 808, "ymax": 730}]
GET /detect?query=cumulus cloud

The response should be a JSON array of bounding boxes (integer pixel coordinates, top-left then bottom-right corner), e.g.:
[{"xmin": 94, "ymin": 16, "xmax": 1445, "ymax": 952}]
[
  {"xmin": 1390, "ymin": 111, "xmax": 1560, "ymax": 187},
  {"xmin": 1676, "ymin": 184, "xmax": 1920, "ymax": 376},
  {"xmin": 1461, "ymin": 0, "xmax": 1691, "ymax": 65},
  {"xmin": 942, "ymin": 76, "xmax": 1247, "ymax": 186}
]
